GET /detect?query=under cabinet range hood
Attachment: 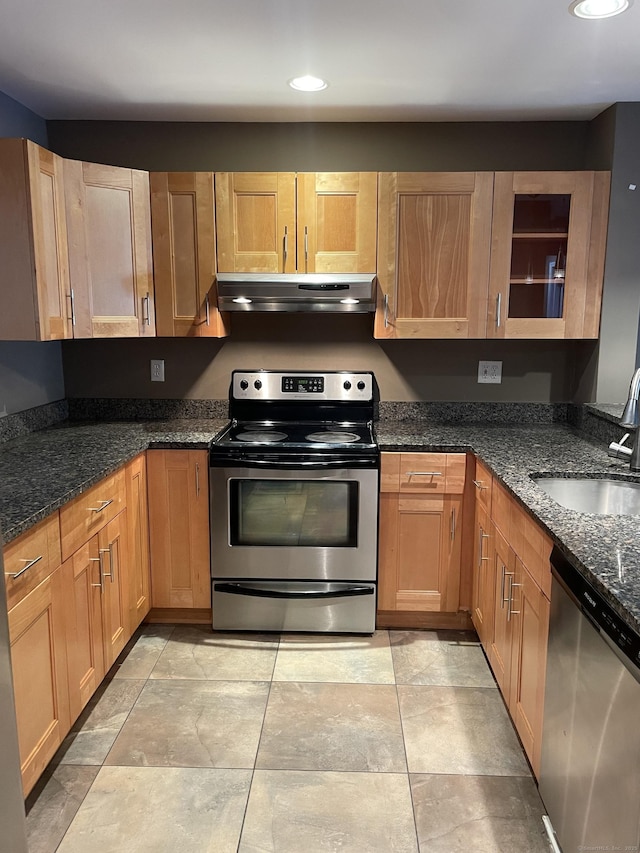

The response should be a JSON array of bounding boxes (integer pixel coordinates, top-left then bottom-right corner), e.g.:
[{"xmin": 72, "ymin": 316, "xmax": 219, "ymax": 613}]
[{"xmin": 216, "ymin": 273, "xmax": 377, "ymax": 313}]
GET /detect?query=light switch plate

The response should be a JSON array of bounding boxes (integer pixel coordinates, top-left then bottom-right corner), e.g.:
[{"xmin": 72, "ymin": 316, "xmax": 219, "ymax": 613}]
[
  {"xmin": 150, "ymin": 359, "xmax": 165, "ymax": 382},
  {"xmin": 478, "ymin": 360, "xmax": 502, "ymax": 384}
]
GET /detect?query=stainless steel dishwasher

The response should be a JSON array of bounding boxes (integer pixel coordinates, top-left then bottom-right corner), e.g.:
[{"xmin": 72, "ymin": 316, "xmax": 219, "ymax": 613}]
[{"xmin": 539, "ymin": 546, "xmax": 640, "ymax": 853}]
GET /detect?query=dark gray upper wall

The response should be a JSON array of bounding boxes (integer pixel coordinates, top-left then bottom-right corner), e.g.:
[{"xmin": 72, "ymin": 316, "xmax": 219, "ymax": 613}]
[
  {"xmin": 0, "ymin": 90, "xmax": 64, "ymax": 416},
  {"xmin": 46, "ymin": 119, "xmax": 593, "ymax": 172},
  {"xmin": 0, "ymin": 89, "xmax": 47, "ymax": 146}
]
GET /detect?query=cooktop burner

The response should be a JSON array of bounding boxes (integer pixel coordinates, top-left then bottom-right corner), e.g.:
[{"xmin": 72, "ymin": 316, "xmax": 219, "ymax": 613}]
[
  {"xmin": 236, "ymin": 430, "xmax": 287, "ymax": 443},
  {"xmin": 305, "ymin": 431, "xmax": 361, "ymax": 444}
]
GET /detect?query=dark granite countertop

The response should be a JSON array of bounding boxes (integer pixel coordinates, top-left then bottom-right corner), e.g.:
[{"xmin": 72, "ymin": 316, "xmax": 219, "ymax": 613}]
[
  {"xmin": 0, "ymin": 418, "xmax": 228, "ymax": 544},
  {"xmin": 2, "ymin": 413, "xmax": 639, "ymax": 641},
  {"xmin": 377, "ymin": 419, "xmax": 640, "ymax": 638}
]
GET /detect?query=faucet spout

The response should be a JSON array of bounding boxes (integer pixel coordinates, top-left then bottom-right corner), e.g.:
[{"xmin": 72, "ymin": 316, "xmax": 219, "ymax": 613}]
[{"xmin": 620, "ymin": 367, "xmax": 640, "ymax": 429}]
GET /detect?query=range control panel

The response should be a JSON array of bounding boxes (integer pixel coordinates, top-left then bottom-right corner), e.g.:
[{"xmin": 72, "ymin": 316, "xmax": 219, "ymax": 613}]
[{"xmin": 231, "ymin": 371, "xmax": 374, "ymax": 402}]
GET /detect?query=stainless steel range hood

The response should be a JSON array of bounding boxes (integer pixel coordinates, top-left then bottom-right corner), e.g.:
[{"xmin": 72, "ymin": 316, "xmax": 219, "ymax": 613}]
[{"xmin": 216, "ymin": 273, "xmax": 377, "ymax": 313}]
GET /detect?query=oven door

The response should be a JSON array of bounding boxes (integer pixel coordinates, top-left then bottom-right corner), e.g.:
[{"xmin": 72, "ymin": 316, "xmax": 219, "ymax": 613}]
[{"xmin": 210, "ymin": 464, "xmax": 379, "ymax": 582}]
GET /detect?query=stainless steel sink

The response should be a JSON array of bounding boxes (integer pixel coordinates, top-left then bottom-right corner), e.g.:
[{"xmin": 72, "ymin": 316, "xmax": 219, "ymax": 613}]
[{"xmin": 531, "ymin": 476, "xmax": 640, "ymax": 515}]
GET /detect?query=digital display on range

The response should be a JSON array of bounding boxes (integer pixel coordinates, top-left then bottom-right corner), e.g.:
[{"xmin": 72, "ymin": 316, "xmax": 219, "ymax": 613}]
[{"xmin": 282, "ymin": 376, "xmax": 324, "ymax": 393}]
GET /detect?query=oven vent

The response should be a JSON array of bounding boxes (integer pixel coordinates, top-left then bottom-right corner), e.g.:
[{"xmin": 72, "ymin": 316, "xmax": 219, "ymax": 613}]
[{"xmin": 216, "ymin": 273, "xmax": 377, "ymax": 313}]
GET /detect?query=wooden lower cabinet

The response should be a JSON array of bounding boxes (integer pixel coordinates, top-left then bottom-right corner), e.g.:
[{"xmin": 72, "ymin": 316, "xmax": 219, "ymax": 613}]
[
  {"xmin": 126, "ymin": 453, "xmax": 151, "ymax": 630},
  {"xmin": 378, "ymin": 452, "xmax": 465, "ymax": 617},
  {"xmin": 147, "ymin": 450, "xmax": 211, "ymax": 611},
  {"xmin": 471, "ymin": 501, "xmax": 493, "ymax": 647},
  {"xmin": 8, "ymin": 567, "xmax": 70, "ymax": 796},
  {"xmin": 487, "ymin": 523, "xmax": 516, "ymax": 697},
  {"xmin": 99, "ymin": 511, "xmax": 130, "ymax": 670}
]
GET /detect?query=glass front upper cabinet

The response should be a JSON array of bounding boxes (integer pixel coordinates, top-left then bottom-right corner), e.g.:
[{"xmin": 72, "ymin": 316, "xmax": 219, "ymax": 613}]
[{"xmin": 488, "ymin": 172, "xmax": 610, "ymax": 339}]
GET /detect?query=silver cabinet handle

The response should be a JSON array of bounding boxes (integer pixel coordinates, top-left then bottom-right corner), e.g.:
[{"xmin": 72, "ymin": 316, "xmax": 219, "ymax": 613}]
[
  {"xmin": 304, "ymin": 226, "xmax": 309, "ymax": 271},
  {"xmin": 88, "ymin": 499, "xmax": 113, "ymax": 513},
  {"xmin": 195, "ymin": 462, "xmax": 200, "ymax": 497},
  {"xmin": 108, "ymin": 543, "xmax": 115, "ymax": 585},
  {"xmin": 205, "ymin": 293, "xmax": 210, "ymax": 326},
  {"xmin": 383, "ymin": 293, "xmax": 389, "ymax": 328},
  {"xmin": 478, "ymin": 528, "xmax": 490, "ymax": 567},
  {"xmin": 99, "ymin": 547, "xmax": 112, "ymax": 582},
  {"xmin": 6, "ymin": 555, "xmax": 43, "ymax": 579},
  {"xmin": 283, "ymin": 226, "xmax": 288, "ymax": 271},
  {"xmin": 450, "ymin": 507, "xmax": 456, "ymax": 541},
  {"xmin": 67, "ymin": 289, "xmax": 76, "ymax": 326},
  {"xmin": 507, "ymin": 577, "xmax": 522, "ymax": 622},
  {"xmin": 501, "ymin": 566, "xmax": 514, "ymax": 608},
  {"xmin": 406, "ymin": 471, "xmax": 442, "ymax": 477},
  {"xmin": 496, "ymin": 293, "xmax": 502, "ymax": 328},
  {"xmin": 142, "ymin": 292, "xmax": 151, "ymax": 326},
  {"xmin": 473, "ymin": 479, "xmax": 488, "ymax": 490},
  {"xmin": 90, "ymin": 556, "xmax": 104, "ymax": 591}
]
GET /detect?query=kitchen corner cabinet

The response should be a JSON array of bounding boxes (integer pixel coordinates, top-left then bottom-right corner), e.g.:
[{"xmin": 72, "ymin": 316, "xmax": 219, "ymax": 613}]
[
  {"xmin": 64, "ymin": 159, "xmax": 155, "ymax": 338},
  {"xmin": 215, "ymin": 171, "xmax": 377, "ymax": 274},
  {"xmin": 147, "ymin": 450, "xmax": 211, "ymax": 611},
  {"xmin": 487, "ymin": 171, "xmax": 610, "ymax": 339},
  {"xmin": 473, "ymin": 470, "xmax": 553, "ymax": 777},
  {"xmin": 374, "ymin": 172, "xmax": 494, "ymax": 339},
  {"xmin": 0, "ymin": 138, "xmax": 72, "ymax": 341},
  {"xmin": 150, "ymin": 172, "xmax": 229, "ymax": 337},
  {"xmin": 378, "ymin": 452, "xmax": 466, "ymax": 614}
]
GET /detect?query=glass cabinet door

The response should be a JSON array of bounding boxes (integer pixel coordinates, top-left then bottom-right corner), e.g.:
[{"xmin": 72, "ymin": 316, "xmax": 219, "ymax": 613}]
[{"xmin": 488, "ymin": 172, "xmax": 610, "ymax": 340}]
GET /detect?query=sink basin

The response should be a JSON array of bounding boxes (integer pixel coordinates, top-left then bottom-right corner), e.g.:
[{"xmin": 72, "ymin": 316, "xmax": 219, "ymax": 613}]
[{"xmin": 531, "ymin": 476, "xmax": 640, "ymax": 515}]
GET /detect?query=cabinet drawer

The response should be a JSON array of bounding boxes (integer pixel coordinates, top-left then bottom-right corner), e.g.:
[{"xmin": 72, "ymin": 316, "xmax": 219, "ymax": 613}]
[
  {"xmin": 4, "ymin": 513, "xmax": 62, "ymax": 611},
  {"xmin": 399, "ymin": 453, "xmax": 465, "ymax": 494},
  {"xmin": 509, "ymin": 501, "xmax": 553, "ymax": 598},
  {"xmin": 472, "ymin": 458, "xmax": 492, "ymax": 512},
  {"xmin": 60, "ymin": 468, "xmax": 126, "ymax": 560}
]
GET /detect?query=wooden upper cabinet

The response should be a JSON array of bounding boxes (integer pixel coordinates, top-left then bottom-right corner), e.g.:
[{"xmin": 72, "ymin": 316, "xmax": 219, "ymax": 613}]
[
  {"xmin": 150, "ymin": 172, "xmax": 228, "ymax": 337},
  {"xmin": 215, "ymin": 172, "xmax": 377, "ymax": 274},
  {"xmin": 0, "ymin": 138, "xmax": 72, "ymax": 341},
  {"xmin": 487, "ymin": 171, "xmax": 610, "ymax": 339},
  {"xmin": 296, "ymin": 172, "xmax": 378, "ymax": 273},
  {"xmin": 64, "ymin": 159, "xmax": 155, "ymax": 338},
  {"xmin": 375, "ymin": 172, "xmax": 494, "ymax": 339}
]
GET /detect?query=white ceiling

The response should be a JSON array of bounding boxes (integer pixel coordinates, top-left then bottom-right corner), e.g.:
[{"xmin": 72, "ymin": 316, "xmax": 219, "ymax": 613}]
[{"xmin": 0, "ymin": 0, "xmax": 639, "ymax": 122}]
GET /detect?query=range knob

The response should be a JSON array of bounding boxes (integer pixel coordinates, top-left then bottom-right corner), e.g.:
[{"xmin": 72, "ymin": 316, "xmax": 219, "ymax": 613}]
[
  {"xmin": 254, "ymin": 379, "xmax": 262, "ymax": 390},
  {"xmin": 240, "ymin": 379, "xmax": 248, "ymax": 390},
  {"xmin": 357, "ymin": 380, "xmax": 366, "ymax": 390},
  {"xmin": 343, "ymin": 380, "xmax": 352, "ymax": 390}
]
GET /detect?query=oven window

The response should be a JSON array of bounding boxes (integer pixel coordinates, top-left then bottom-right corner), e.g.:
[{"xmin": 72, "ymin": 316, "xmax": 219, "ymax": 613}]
[{"xmin": 229, "ymin": 479, "xmax": 358, "ymax": 547}]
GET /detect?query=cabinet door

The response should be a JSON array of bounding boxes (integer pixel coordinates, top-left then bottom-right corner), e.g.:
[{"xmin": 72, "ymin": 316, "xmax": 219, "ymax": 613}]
[
  {"xmin": 64, "ymin": 159, "xmax": 155, "ymax": 338},
  {"xmin": 471, "ymin": 501, "xmax": 493, "ymax": 648},
  {"xmin": 378, "ymin": 492, "xmax": 462, "ymax": 613},
  {"xmin": 62, "ymin": 540, "xmax": 105, "ymax": 723},
  {"xmin": 508, "ymin": 558, "xmax": 550, "ymax": 777},
  {"xmin": 487, "ymin": 523, "xmax": 515, "ymax": 697},
  {"xmin": 150, "ymin": 172, "xmax": 228, "ymax": 337},
  {"xmin": 375, "ymin": 172, "xmax": 494, "ymax": 339},
  {"xmin": 147, "ymin": 450, "xmax": 211, "ymax": 610},
  {"xmin": 99, "ymin": 511, "xmax": 130, "ymax": 670},
  {"xmin": 488, "ymin": 171, "xmax": 610, "ymax": 339},
  {"xmin": 0, "ymin": 139, "xmax": 72, "ymax": 341},
  {"xmin": 215, "ymin": 172, "xmax": 296, "ymax": 273},
  {"xmin": 296, "ymin": 172, "xmax": 377, "ymax": 273},
  {"xmin": 8, "ymin": 568, "xmax": 70, "ymax": 796},
  {"xmin": 125, "ymin": 453, "xmax": 151, "ymax": 631}
]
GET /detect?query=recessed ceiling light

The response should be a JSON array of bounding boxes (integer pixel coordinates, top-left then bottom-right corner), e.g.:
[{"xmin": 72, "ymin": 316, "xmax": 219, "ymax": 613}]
[
  {"xmin": 288, "ymin": 75, "xmax": 328, "ymax": 92},
  {"xmin": 569, "ymin": 0, "xmax": 631, "ymax": 18}
]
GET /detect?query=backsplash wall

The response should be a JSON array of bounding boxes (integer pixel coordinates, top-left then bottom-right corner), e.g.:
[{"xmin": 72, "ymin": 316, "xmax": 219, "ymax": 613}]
[{"xmin": 62, "ymin": 315, "xmax": 598, "ymax": 403}]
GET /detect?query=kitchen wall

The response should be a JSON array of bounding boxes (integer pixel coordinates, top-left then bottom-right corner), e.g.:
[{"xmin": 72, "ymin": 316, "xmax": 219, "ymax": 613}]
[
  {"xmin": 0, "ymin": 92, "xmax": 66, "ymax": 416},
  {"xmin": 51, "ymin": 118, "xmax": 603, "ymax": 404}
]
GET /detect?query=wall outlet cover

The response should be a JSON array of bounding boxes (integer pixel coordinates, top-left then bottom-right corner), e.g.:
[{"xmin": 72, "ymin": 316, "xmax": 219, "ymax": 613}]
[
  {"xmin": 150, "ymin": 359, "xmax": 165, "ymax": 382},
  {"xmin": 478, "ymin": 360, "xmax": 502, "ymax": 384}
]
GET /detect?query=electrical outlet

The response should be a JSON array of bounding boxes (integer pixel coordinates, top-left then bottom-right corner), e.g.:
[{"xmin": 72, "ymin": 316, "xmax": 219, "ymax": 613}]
[
  {"xmin": 150, "ymin": 359, "xmax": 165, "ymax": 382},
  {"xmin": 478, "ymin": 360, "xmax": 502, "ymax": 384}
]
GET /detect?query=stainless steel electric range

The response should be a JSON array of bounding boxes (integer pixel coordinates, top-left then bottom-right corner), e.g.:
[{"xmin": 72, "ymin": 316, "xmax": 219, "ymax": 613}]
[{"xmin": 209, "ymin": 370, "xmax": 380, "ymax": 634}]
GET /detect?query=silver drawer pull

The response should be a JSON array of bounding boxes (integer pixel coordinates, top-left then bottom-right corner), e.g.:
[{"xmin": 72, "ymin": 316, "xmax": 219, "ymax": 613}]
[
  {"xmin": 450, "ymin": 508, "xmax": 456, "ymax": 541},
  {"xmin": 473, "ymin": 479, "xmax": 488, "ymax": 490},
  {"xmin": 7, "ymin": 555, "xmax": 43, "ymax": 579},
  {"xmin": 407, "ymin": 471, "xmax": 442, "ymax": 477},
  {"xmin": 383, "ymin": 293, "xmax": 389, "ymax": 328},
  {"xmin": 88, "ymin": 499, "xmax": 113, "ymax": 513}
]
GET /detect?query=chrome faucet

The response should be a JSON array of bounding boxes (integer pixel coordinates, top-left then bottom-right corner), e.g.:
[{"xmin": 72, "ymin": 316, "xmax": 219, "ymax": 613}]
[{"xmin": 608, "ymin": 367, "xmax": 640, "ymax": 471}]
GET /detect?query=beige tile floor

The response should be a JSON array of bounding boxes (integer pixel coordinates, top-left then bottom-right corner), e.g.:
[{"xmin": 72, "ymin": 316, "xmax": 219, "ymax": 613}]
[{"xmin": 25, "ymin": 626, "xmax": 551, "ymax": 853}]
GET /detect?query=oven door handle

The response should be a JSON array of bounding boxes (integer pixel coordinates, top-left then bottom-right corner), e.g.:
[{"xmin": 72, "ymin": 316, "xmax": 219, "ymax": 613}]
[
  {"xmin": 211, "ymin": 457, "xmax": 377, "ymax": 469},
  {"xmin": 214, "ymin": 582, "xmax": 375, "ymax": 599}
]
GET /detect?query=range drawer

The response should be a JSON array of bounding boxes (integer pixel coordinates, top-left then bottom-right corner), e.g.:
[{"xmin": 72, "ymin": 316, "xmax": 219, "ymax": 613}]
[
  {"xmin": 3, "ymin": 513, "xmax": 62, "ymax": 611},
  {"xmin": 381, "ymin": 452, "xmax": 466, "ymax": 494},
  {"xmin": 60, "ymin": 468, "xmax": 126, "ymax": 560}
]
